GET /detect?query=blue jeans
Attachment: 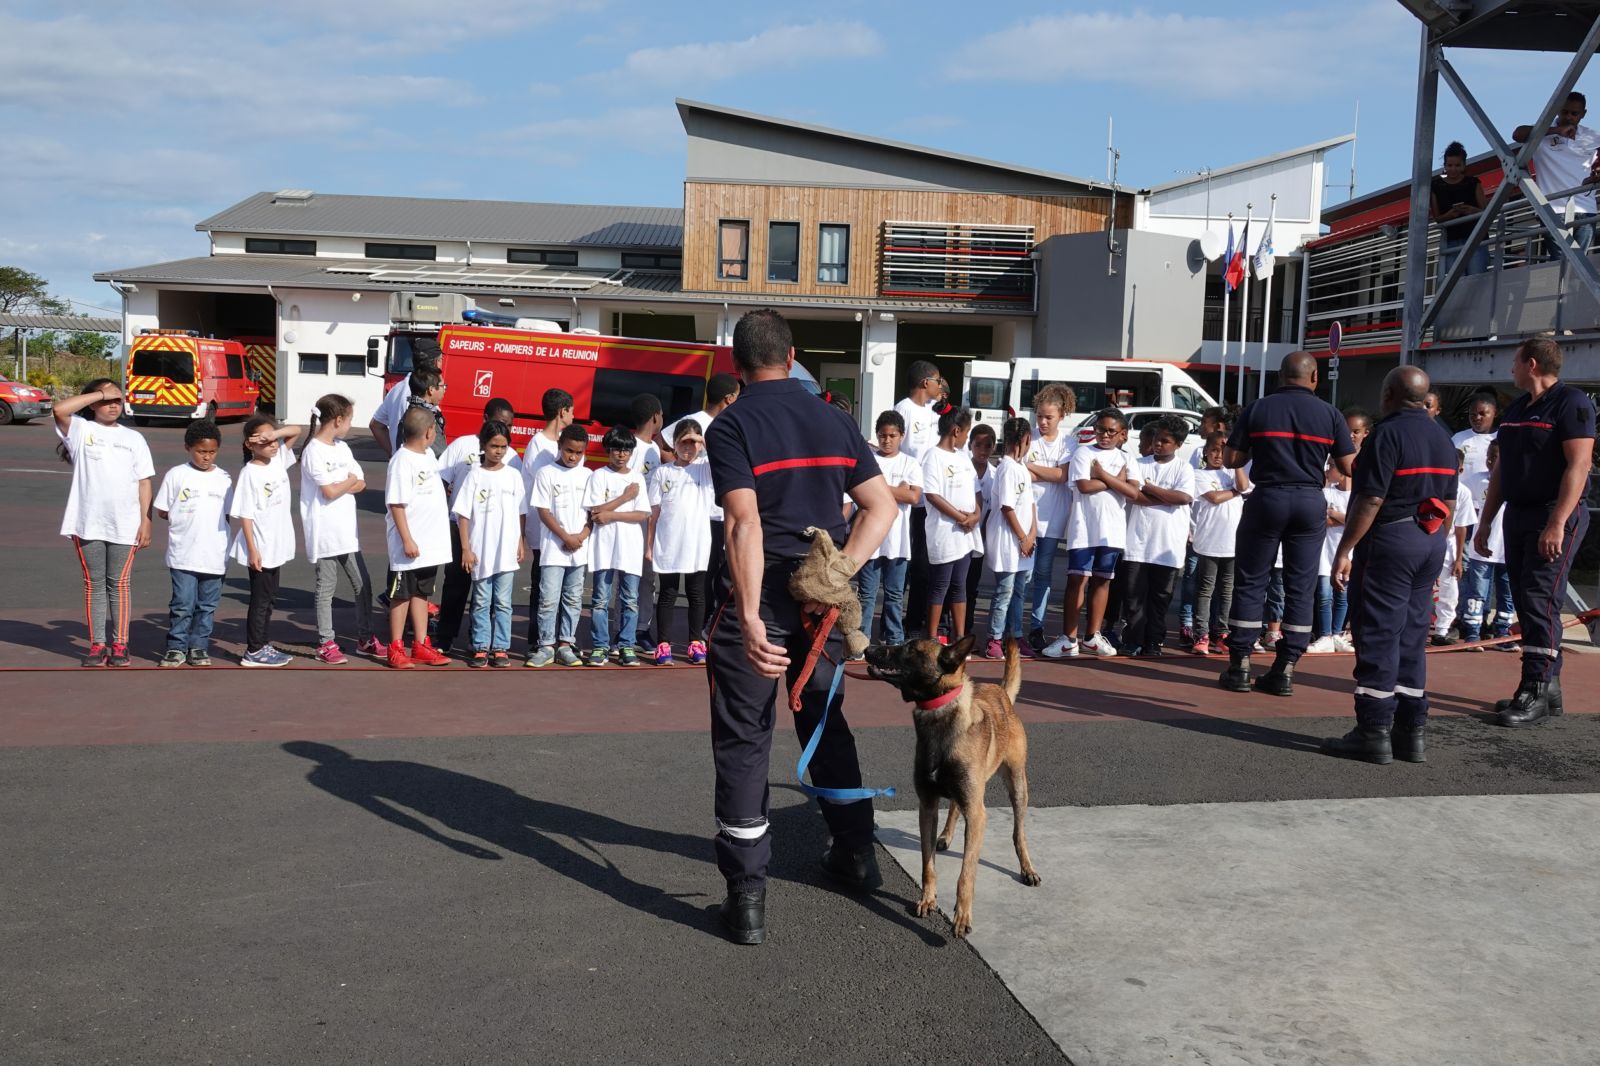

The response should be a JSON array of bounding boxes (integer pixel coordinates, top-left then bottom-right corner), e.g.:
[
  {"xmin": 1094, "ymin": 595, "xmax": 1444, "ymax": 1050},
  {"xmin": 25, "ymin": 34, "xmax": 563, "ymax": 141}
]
[
  {"xmin": 1461, "ymin": 558, "xmax": 1515, "ymax": 640},
  {"xmin": 537, "ymin": 564, "xmax": 585, "ymax": 648},
  {"xmin": 167, "ymin": 568, "xmax": 223, "ymax": 652},
  {"xmin": 1266, "ymin": 568, "xmax": 1285, "ymax": 624},
  {"xmin": 1439, "ymin": 235, "xmax": 1489, "ymax": 279},
  {"xmin": 857, "ymin": 556, "xmax": 909, "ymax": 644},
  {"xmin": 469, "ymin": 570, "xmax": 516, "ymax": 651},
  {"xmin": 1026, "ymin": 536, "xmax": 1060, "ymax": 633},
  {"xmin": 590, "ymin": 568, "xmax": 639, "ymax": 650},
  {"xmin": 988, "ymin": 568, "xmax": 1029, "ymax": 641},
  {"xmin": 1315, "ymin": 575, "xmax": 1349, "ymax": 638},
  {"xmin": 1179, "ymin": 547, "xmax": 1199, "ymax": 628}
]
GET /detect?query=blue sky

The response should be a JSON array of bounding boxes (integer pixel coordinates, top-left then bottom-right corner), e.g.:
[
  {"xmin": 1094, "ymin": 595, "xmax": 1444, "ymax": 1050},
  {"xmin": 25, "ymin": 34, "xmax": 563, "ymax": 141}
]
[{"xmin": 3, "ymin": 0, "xmax": 1595, "ymax": 312}]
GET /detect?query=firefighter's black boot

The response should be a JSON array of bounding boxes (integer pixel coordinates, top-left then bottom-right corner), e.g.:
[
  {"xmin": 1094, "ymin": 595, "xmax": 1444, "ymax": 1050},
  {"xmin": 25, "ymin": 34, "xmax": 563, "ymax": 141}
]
[
  {"xmin": 1253, "ymin": 654, "xmax": 1295, "ymax": 697},
  {"xmin": 1497, "ymin": 679, "xmax": 1561, "ymax": 728},
  {"xmin": 1218, "ymin": 652, "xmax": 1252, "ymax": 693},
  {"xmin": 1321, "ymin": 722, "xmax": 1394, "ymax": 764},
  {"xmin": 1391, "ymin": 721, "xmax": 1426, "ymax": 763}
]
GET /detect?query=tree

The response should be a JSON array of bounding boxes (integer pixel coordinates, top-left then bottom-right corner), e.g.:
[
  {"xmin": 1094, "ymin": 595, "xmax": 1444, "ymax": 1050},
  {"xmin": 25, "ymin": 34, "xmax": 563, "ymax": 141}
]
[
  {"xmin": 66, "ymin": 331, "xmax": 111, "ymax": 359},
  {"xmin": 0, "ymin": 266, "xmax": 50, "ymax": 315}
]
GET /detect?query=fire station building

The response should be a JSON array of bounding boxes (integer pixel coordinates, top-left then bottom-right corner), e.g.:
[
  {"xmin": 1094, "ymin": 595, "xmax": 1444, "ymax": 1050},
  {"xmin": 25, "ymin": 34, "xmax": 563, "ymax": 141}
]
[{"xmin": 95, "ymin": 99, "xmax": 1348, "ymax": 427}]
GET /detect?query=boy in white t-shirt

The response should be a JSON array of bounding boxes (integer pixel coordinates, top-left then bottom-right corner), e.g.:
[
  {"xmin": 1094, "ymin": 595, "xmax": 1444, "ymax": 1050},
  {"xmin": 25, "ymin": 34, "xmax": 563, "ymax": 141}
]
[
  {"xmin": 622, "ymin": 394, "xmax": 665, "ymax": 652},
  {"xmin": 1431, "ymin": 451, "xmax": 1478, "ymax": 645},
  {"xmin": 585, "ymin": 426, "xmax": 652, "ymax": 666},
  {"xmin": 856, "ymin": 410, "xmax": 924, "ymax": 651},
  {"xmin": 1308, "ymin": 464, "xmax": 1353, "ymax": 655},
  {"xmin": 1044, "ymin": 408, "xmax": 1142, "ymax": 658},
  {"xmin": 521, "ymin": 387, "xmax": 575, "ymax": 650},
  {"xmin": 1460, "ymin": 439, "xmax": 1516, "ymax": 646},
  {"xmin": 1119, "ymin": 416, "xmax": 1196, "ymax": 656},
  {"xmin": 1451, "ymin": 394, "xmax": 1498, "ymax": 479},
  {"xmin": 526, "ymin": 424, "xmax": 594, "ymax": 668},
  {"xmin": 647, "ymin": 420, "xmax": 716, "ymax": 664},
  {"xmin": 383, "ymin": 407, "xmax": 453, "ymax": 668},
  {"xmin": 1189, "ymin": 432, "xmax": 1244, "ymax": 656},
  {"xmin": 1023, "ymin": 384, "xmax": 1076, "ymax": 651},
  {"xmin": 435, "ymin": 398, "xmax": 521, "ymax": 655},
  {"xmin": 451, "ymin": 421, "xmax": 528, "ymax": 668},
  {"xmin": 984, "ymin": 418, "xmax": 1038, "ymax": 659},
  {"xmin": 154, "ymin": 421, "xmax": 231, "ymax": 667}
]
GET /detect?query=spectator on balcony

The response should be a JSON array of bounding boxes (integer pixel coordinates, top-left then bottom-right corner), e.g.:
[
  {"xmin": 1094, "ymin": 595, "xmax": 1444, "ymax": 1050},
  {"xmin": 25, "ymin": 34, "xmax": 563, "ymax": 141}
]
[
  {"xmin": 1513, "ymin": 91, "xmax": 1600, "ymax": 258},
  {"xmin": 1431, "ymin": 141, "xmax": 1489, "ymax": 278}
]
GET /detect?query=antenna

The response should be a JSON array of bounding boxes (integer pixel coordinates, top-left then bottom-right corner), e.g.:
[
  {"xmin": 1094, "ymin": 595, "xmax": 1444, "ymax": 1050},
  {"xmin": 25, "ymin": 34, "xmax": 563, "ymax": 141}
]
[
  {"xmin": 1349, "ymin": 100, "xmax": 1359, "ymax": 200},
  {"xmin": 1106, "ymin": 116, "xmax": 1122, "ymax": 276}
]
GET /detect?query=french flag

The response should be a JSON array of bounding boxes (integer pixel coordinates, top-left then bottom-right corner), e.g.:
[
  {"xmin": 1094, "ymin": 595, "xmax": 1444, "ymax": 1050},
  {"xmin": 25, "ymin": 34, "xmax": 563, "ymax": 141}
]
[{"xmin": 1225, "ymin": 219, "xmax": 1249, "ymax": 292}]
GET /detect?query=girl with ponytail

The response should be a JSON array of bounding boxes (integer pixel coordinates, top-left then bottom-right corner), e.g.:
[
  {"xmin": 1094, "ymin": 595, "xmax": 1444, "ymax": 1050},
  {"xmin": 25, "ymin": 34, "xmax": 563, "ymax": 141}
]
[{"xmin": 300, "ymin": 394, "xmax": 381, "ymax": 663}]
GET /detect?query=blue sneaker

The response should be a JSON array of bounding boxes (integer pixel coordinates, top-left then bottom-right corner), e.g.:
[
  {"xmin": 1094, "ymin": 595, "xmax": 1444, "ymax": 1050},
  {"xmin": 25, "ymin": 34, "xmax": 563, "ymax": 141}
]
[{"xmin": 242, "ymin": 645, "xmax": 291, "ymax": 668}]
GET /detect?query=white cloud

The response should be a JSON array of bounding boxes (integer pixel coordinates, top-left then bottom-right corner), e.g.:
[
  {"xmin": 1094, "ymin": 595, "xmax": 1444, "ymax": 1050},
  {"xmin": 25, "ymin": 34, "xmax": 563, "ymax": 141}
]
[
  {"xmin": 618, "ymin": 21, "xmax": 881, "ymax": 86},
  {"xmin": 503, "ymin": 106, "xmax": 682, "ymax": 159},
  {"xmin": 946, "ymin": 4, "xmax": 1413, "ymax": 98}
]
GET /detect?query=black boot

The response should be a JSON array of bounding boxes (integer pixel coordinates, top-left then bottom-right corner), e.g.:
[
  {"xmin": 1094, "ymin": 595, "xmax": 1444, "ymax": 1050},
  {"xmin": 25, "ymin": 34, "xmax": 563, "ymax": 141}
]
[
  {"xmin": 1320, "ymin": 723, "xmax": 1393, "ymax": 764},
  {"xmin": 819, "ymin": 843, "xmax": 882, "ymax": 891},
  {"xmin": 719, "ymin": 886, "xmax": 767, "ymax": 945},
  {"xmin": 1497, "ymin": 680, "xmax": 1561, "ymax": 728},
  {"xmin": 1391, "ymin": 721, "xmax": 1426, "ymax": 763},
  {"xmin": 1253, "ymin": 656, "xmax": 1295, "ymax": 697},
  {"xmin": 1218, "ymin": 652, "xmax": 1252, "ymax": 692}
]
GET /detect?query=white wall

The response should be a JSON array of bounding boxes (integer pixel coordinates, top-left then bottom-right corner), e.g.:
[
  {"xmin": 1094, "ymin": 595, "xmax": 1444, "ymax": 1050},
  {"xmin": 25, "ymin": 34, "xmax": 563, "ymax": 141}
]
[{"xmin": 275, "ymin": 288, "xmax": 392, "ymax": 424}]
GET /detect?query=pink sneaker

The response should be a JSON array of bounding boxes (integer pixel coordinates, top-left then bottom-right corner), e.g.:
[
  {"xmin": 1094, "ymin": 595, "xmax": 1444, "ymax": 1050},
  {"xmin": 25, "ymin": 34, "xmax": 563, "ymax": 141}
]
[
  {"xmin": 357, "ymin": 635, "xmax": 387, "ymax": 657},
  {"xmin": 688, "ymin": 640, "xmax": 707, "ymax": 665},
  {"xmin": 315, "ymin": 639, "xmax": 348, "ymax": 665},
  {"xmin": 984, "ymin": 638, "xmax": 1004, "ymax": 659},
  {"xmin": 1191, "ymin": 635, "xmax": 1211, "ymax": 656},
  {"xmin": 1016, "ymin": 636, "xmax": 1035, "ymax": 658},
  {"xmin": 654, "ymin": 641, "xmax": 674, "ymax": 666}
]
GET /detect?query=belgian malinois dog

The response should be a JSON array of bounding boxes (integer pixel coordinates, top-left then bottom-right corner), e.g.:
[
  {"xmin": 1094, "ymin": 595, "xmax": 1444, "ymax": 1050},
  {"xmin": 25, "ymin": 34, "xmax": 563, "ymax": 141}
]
[{"xmin": 863, "ymin": 634, "xmax": 1041, "ymax": 937}]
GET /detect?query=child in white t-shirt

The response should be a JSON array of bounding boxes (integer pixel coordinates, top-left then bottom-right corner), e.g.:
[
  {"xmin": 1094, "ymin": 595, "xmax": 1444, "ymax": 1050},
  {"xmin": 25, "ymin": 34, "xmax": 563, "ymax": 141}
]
[
  {"xmin": 983, "ymin": 418, "xmax": 1038, "ymax": 658},
  {"xmin": 857, "ymin": 410, "xmax": 924, "ymax": 650},
  {"xmin": 585, "ymin": 426, "xmax": 652, "ymax": 666},
  {"xmin": 1189, "ymin": 432, "xmax": 1244, "ymax": 656},
  {"xmin": 921, "ymin": 407, "xmax": 983, "ymax": 641},
  {"xmin": 1023, "ymin": 384, "xmax": 1077, "ymax": 653},
  {"xmin": 963, "ymin": 423, "xmax": 998, "ymax": 620},
  {"xmin": 527, "ymin": 424, "xmax": 594, "ymax": 668},
  {"xmin": 647, "ymin": 420, "xmax": 715, "ymax": 665},
  {"xmin": 230, "ymin": 415, "xmax": 302, "ymax": 667},
  {"xmin": 53, "ymin": 379, "xmax": 156, "ymax": 667},
  {"xmin": 1120, "ymin": 416, "xmax": 1196, "ymax": 655},
  {"xmin": 1461, "ymin": 439, "xmax": 1515, "ymax": 643},
  {"xmin": 154, "ymin": 421, "xmax": 230, "ymax": 668},
  {"xmin": 1433, "ymin": 452, "xmax": 1478, "ymax": 644},
  {"xmin": 301, "ymin": 394, "xmax": 379, "ymax": 665},
  {"xmin": 451, "ymin": 421, "xmax": 529, "ymax": 668},
  {"xmin": 383, "ymin": 406, "xmax": 452, "ymax": 668},
  {"xmin": 1308, "ymin": 463, "xmax": 1353, "ymax": 654},
  {"xmin": 1044, "ymin": 408, "xmax": 1141, "ymax": 658},
  {"xmin": 435, "ymin": 398, "xmax": 521, "ymax": 655}
]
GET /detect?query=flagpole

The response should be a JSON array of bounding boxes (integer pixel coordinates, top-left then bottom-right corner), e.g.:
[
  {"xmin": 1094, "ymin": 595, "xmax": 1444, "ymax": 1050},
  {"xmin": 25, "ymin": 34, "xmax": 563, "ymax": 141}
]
[
  {"xmin": 1220, "ymin": 213, "xmax": 1232, "ymax": 404},
  {"xmin": 1237, "ymin": 202, "xmax": 1253, "ymax": 406},
  {"xmin": 1258, "ymin": 193, "xmax": 1277, "ymax": 400}
]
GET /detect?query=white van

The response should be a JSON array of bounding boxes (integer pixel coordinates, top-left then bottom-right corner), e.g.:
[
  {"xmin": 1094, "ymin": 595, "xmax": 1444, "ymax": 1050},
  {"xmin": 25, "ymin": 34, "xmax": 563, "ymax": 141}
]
[{"xmin": 962, "ymin": 358, "xmax": 1218, "ymax": 427}]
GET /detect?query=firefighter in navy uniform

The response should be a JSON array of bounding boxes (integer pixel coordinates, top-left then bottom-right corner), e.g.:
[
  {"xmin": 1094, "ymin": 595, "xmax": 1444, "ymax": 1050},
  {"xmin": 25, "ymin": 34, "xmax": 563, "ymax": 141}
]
[
  {"xmin": 1472, "ymin": 338, "xmax": 1596, "ymax": 727},
  {"xmin": 1220, "ymin": 352, "xmax": 1356, "ymax": 695},
  {"xmin": 703, "ymin": 309, "xmax": 897, "ymax": 946},
  {"xmin": 1324, "ymin": 367, "xmax": 1458, "ymax": 764}
]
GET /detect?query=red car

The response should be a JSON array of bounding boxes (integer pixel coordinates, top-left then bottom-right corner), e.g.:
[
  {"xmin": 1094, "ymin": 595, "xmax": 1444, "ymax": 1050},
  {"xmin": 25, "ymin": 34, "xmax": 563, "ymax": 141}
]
[{"xmin": 0, "ymin": 374, "xmax": 53, "ymax": 425}]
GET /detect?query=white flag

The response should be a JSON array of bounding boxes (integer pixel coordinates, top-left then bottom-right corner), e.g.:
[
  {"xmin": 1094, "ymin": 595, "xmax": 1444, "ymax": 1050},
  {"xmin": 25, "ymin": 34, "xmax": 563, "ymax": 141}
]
[{"xmin": 1251, "ymin": 218, "xmax": 1275, "ymax": 279}]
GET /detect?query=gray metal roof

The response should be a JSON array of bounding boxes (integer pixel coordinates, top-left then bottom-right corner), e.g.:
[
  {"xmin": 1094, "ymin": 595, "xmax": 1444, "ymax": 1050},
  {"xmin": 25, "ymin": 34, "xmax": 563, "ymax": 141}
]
[
  {"xmin": 0, "ymin": 313, "xmax": 120, "ymax": 332},
  {"xmin": 93, "ymin": 255, "xmax": 1026, "ymax": 315},
  {"xmin": 194, "ymin": 192, "xmax": 684, "ymax": 248}
]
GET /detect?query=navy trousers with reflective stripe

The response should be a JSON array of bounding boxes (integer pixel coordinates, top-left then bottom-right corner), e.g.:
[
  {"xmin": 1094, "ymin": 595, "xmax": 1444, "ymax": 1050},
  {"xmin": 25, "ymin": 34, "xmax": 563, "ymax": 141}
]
[
  {"xmin": 1348, "ymin": 519, "xmax": 1446, "ymax": 729},
  {"xmin": 1226, "ymin": 486, "xmax": 1325, "ymax": 661},
  {"xmin": 1504, "ymin": 502, "xmax": 1589, "ymax": 682},
  {"xmin": 707, "ymin": 561, "xmax": 874, "ymax": 892}
]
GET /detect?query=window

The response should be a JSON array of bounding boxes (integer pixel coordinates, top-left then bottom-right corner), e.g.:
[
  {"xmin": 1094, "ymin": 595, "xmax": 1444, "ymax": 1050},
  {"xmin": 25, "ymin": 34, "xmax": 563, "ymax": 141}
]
[
  {"xmin": 365, "ymin": 242, "xmax": 436, "ymax": 261},
  {"xmin": 1171, "ymin": 385, "xmax": 1208, "ymax": 413},
  {"xmin": 225, "ymin": 353, "xmax": 245, "ymax": 379},
  {"xmin": 818, "ymin": 224, "xmax": 850, "ymax": 284},
  {"xmin": 965, "ymin": 376, "xmax": 1007, "ymax": 410},
  {"xmin": 508, "ymin": 248, "xmax": 579, "ymax": 266},
  {"xmin": 245, "ymin": 237, "xmax": 317, "ymax": 255},
  {"xmin": 620, "ymin": 252, "xmax": 683, "ymax": 270},
  {"xmin": 130, "ymin": 348, "xmax": 194, "ymax": 384},
  {"xmin": 717, "ymin": 220, "xmax": 749, "ymax": 280},
  {"xmin": 768, "ymin": 221, "xmax": 799, "ymax": 283},
  {"xmin": 336, "ymin": 354, "xmax": 366, "ymax": 376},
  {"xmin": 298, "ymin": 353, "xmax": 329, "ymax": 374},
  {"xmin": 589, "ymin": 368, "xmax": 703, "ymax": 428}
]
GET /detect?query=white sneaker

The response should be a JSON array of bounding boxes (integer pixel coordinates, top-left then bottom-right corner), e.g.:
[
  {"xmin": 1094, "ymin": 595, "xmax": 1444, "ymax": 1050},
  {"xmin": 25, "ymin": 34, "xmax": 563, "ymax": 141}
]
[
  {"xmin": 1305, "ymin": 635, "xmax": 1338, "ymax": 654},
  {"xmin": 1082, "ymin": 633, "xmax": 1119, "ymax": 656},
  {"xmin": 1333, "ymin": 634, "xmax": 1354, "ymax": 653},
  {"xmin": 1041, "ymin": 635, "xmax": 1079, "ymax": 659}
]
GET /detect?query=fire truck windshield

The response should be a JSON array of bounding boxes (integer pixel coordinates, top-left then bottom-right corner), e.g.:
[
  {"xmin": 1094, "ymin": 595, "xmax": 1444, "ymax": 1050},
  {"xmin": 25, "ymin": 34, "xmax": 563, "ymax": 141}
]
[
  {"xmin": 130, "ymin": 348, "xmax": 195, "ymax": 384},
  {"xmin": 387, "ymin": 332, "xmax": 443, "ymax": 376}
]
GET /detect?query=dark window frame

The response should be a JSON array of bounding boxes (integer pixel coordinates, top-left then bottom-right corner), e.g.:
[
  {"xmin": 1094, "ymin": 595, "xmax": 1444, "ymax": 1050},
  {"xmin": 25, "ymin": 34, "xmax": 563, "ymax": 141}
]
[
  {"xmin": 717, "ymin": 219, "xmax": 750, "ymax": 282},
  {"xmin": 507, "ymin": 248, "xmax": 579, "ymax": 266},
  {"xmin": 817, "ymin": 222, "xmax": 850, "ymax": 285},
  {"xmin": 298, "ymin": 352, "xmax": 330, "ymax": 375},
  {"xmin": 767, "ymin": 220, "xmax": 800, "ymax": 284},
  {"xmin": 620, "ymin": 251, "xmax": 683, "ymax": 270},
  {"xmin": 245, "ymin": 237, "xmax": 317, "ymax": 256},
  {"xmin": 335, "ymin": 354, "xmax": 366, "ymax": 377},
  {"xmin": 364, "ymin": 242, "xmax": 436, "ymax": 261}
]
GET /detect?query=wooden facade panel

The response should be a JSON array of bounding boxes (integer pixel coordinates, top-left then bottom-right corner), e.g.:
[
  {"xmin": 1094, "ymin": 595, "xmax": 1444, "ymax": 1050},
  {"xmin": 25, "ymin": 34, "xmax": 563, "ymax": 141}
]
[{"xmin": 682, "ymin": 182, "xmax": 1119, "ymax": 298}]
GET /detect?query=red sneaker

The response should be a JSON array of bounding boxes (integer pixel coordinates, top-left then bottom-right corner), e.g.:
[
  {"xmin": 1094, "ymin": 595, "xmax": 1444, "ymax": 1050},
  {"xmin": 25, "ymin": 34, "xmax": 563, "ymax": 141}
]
[
  {"xmin": 410, "ymin": 640, "xmax": 451, "ymax": 666},
  {"xmin": 425, "ymin": 601, "xmax": 441, "ymax": 617},
  {"xmin": 386, "ymin": 643, "xmax": 415, "ymax": 669}
]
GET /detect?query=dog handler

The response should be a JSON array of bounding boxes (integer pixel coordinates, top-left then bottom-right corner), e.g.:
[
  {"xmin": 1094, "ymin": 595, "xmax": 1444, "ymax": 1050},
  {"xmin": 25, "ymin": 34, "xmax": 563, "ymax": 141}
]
[
  {"xmin": 1472, "ymin": 338, "xmax": 1595, "ymax": 726},
  {"xmin": 1323, "ymin": 367, "xmax": 1458, "ymax": 764},
  {"xmin": 1220, "ymin": 351, "xmax": 1355, "ymax": 696},
  {"xmin": 704, "ymin": 309, "xmax": 897, "ymax": 946}
]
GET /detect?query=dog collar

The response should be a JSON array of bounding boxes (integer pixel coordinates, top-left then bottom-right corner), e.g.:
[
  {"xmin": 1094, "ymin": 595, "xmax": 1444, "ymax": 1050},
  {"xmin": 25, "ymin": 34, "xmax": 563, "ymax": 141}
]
[{"xmin": 915, "ymin": 684, "xmax": 964, "ymax": 711}]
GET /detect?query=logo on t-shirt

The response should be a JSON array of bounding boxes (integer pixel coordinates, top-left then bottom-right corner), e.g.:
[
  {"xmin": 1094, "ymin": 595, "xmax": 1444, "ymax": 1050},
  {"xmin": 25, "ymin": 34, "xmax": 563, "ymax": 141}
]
[
  {"xmin": 263, "ymin": 482, "xmax": 276, "ymax": 499},
  {"xmin": 415, "ymin": 470, "xmax": 432, "ymax": 487}
]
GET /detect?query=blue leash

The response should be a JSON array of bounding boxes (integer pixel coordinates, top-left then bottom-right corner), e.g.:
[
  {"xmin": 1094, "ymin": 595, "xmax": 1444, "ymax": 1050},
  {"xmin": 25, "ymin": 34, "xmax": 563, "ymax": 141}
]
[{"xmin": 795, "ymin": 657, "xmax": 896, "ymax": 803}]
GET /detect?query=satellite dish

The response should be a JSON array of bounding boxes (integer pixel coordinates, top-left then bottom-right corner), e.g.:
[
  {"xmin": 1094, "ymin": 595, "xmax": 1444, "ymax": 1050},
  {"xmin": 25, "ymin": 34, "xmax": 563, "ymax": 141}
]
[{"xmin": 1198, "ymin": 230, "xmax": 1225, "ymax": 261}]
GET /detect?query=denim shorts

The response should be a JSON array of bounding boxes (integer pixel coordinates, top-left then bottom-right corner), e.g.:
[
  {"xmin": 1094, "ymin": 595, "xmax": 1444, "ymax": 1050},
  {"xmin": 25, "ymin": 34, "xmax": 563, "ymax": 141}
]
[{"xmin": 1065, "ymin": 545, "xmax": 1122, "ymax": 578}]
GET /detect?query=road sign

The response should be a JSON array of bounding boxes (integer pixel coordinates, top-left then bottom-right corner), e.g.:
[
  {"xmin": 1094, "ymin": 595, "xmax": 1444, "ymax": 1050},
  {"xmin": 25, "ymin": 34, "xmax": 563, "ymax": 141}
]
[
  {"xmin": 1328, "ymin": 321, "xmax": 1343, "ymax": 355},
  {"xmin": 1327, "ymin": 369, "xmax": 1340, "ymax": 382},
  {"xmin": 1329, "ymin": 355, "xmax": 1341, "ymax": 370}
]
